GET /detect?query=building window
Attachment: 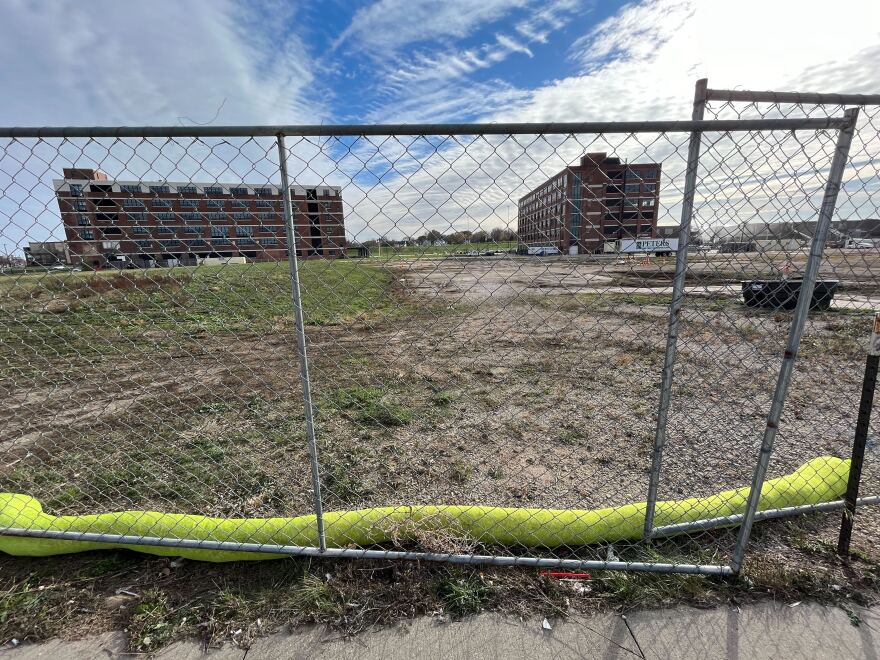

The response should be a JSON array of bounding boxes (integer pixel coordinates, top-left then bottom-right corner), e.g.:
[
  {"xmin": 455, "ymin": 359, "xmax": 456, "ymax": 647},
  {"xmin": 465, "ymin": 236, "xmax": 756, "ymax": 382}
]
[
  {"xmin": 207, "ymin": 199, "xmax": 225, "ymax": 207},
  {"xmin": 121, "ymin": 184, "xmax": 142, "ymax": 193},
  {"xmin": 645, "ymin": 183, "xmax": 657, "ymax": 192},
  {"xmin": 642, "ymin": 198, "xmax": 655, "ymax": 207},
  {"xmin": 624, "ymin": 184, "xmax": 640, "ymax": 193},
  {"xmin": 210, "ymin": 226, "xmax": 229, "ymax": 238},
  {"xmin": 69, "ymin": 184, "xmax": 84, "ymax": 197},
  {"xmin": 230, "ymin": 187, "xmax": 249, "ymax": 196},
  {"xmin": 256, "ymin": 200, "xmax": 274, "ymax": 208},
  {"xmin": 156, "ymin": 212, "xmax": 176, "ymax": 221},
  {"xmin": 640, "ymin": 169, "xmax": 658, "ymax": 180},
  {"xmin": 204, "ymin": 186, "xmax": 223, "ymax": 195},
  {"xmin": 135, "ymin": 240, "xmax": 152, "ymax": 249},
  {"xmin": 207, "ymin": 212, "xmax": 227, "ymax": 221},
  {"xmin": 259, "ymin": 237, "xmax": 279, "ymax": 245},
  {"xmin": 184, "ymin": 225, "xmax": 201, "ymax": 234},
  {"xmin": 232, "ymin": 212, "xmax": 250, "ymax": 220},
  {"xmin": 260, "ymin": 225, "xmax": 282, "ymax": 234},
  {"xmin": 156, "ymin": 225, "xmax": 173, "ymax": 234},
  {"xmin": 80, "ymin": 229, "xmax": 94, "ymax": 239},
  {"xmin": 180, "ymin": 199, "xmax": 200, "ymax": 207},
  {"xmin": 77, "ymin": 216, "xmax": 90, "ymax": 226},
  {"xmin": 254, "ymin": 187, "xmax": 272, "ymax": 195},
  {"xmin": 177, "ymin": 185, "xmax": 196, "ymax": 194},
  {"xmin": 123, "ymin": 198, "xmax": 145, "ymax": 207},
  {"xmin": 153, "ymin": 198, "xmax": 172, "ymax": 208},
  {"xmin": 75, "ymin": 201, "xmax": 88, "ymax": 211},
  {"xmin": 149, "ymin": 185, "xmax": 170, "ymax": 194},
  {"xmin": 624, "ymin": 197, "xmax": 638, "ymax": 206},
  {"xmin": 159, "ymin": 240, "xmax": 178, "ymax": 249},
  {"xmin": 257, "ymin": 212, "xmax": 276, "ymax": 220},
  {"xmin": 236, "ymin": 226, "xmax": 254, "ymax": 237},
  {"xmin": 231, "ymin": 199, "xmax": 248, "ymax": 208},
  {"xmin": 181, "ymin": 212, "xmax": 201, "ymax": 222},
  {"xmin": 133, "ymin": 225, "xmax": 149, "ymax": 234},
  {"xmin": 238, "ymin": 237, "xmax": 256, "ymax": 245},
  {"xmin": 212, "ymin": 238, "xmax": 231, "ymax": 246},
  {"xmin": 185, "ymin": 239, "xmax": 206, "ymax": 247}
]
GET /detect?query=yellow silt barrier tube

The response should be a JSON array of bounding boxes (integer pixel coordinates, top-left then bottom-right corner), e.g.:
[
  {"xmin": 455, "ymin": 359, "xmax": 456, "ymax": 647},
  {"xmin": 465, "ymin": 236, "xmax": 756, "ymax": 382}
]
[{"xmin": 0, "ymin": 457, "xmax": 849, "ymax": 562}]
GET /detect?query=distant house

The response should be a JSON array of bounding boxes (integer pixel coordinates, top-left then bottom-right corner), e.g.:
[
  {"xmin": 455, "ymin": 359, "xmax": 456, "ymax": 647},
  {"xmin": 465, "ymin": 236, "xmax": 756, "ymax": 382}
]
[
  {"xmin": 24, "ymin": 241, "xmax": 71, "ymax": 266},
  {"xmin": 433, "ymin": 239, "xmax": 447, "ymax": 246}
]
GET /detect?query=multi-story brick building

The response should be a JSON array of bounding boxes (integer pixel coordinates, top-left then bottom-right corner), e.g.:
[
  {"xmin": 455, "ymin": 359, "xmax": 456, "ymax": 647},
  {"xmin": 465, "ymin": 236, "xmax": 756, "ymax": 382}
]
[
  {"xmin": 54, "ymin": 168, "xmax": 345, "ymax": 268},
  {"xmin": 517, "ymin": 153, "xmax": 661, "ymax": 254}
]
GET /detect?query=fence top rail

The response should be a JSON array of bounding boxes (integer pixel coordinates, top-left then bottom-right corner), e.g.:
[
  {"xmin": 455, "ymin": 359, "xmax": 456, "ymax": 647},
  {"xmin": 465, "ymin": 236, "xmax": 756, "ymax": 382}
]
[
  {"xmin": 706, "ymin": 87, "xmax": 880, "ymax": 107},
  {"xmin": 0, "ymin": 117, "xmax": 853, "ymax": 139}
]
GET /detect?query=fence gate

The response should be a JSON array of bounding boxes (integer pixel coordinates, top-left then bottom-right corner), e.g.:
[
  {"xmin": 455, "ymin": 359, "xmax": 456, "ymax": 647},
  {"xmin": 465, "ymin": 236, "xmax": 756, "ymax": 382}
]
[{"xmin": 0, "ymin": 100, "xmax": 870, "ymax": 575}]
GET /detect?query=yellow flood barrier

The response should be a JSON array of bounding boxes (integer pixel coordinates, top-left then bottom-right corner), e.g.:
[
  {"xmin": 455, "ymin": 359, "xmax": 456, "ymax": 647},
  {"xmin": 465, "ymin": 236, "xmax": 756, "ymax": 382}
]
[{"xmin": 0, "ymin": 456, "xmax": 849, "ymax": 562}]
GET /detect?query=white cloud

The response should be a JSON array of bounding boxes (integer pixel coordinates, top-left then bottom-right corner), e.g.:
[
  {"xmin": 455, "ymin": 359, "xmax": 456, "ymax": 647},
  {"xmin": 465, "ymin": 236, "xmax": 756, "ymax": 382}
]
[
  {"xmin": 502, "ymin": 0, "xmax": 880, "ymax": 124},
  {"xmin": 356, "ymin": 0, "xmax": 587, "ymax": 123},
  {"xmin": 516, "ymin": 0, "xmax": 586, "ymax": 43},
  {"xmin": 0, "ymin": 0, "xmax": 321, "ymax": 127},
  {"xmin": 334, "ymin": 0, "xmax": 531, "ymax": 52},
  {"xmin": 0, "ymin": 0, "xmax": 324, "ymax": 254}
]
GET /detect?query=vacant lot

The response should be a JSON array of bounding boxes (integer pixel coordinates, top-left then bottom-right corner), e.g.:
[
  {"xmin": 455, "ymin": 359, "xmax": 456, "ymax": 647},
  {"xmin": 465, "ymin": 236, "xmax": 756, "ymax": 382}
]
[{"xmin": 1, "ymin": 253, "xmax": 879, "ymax": 650}]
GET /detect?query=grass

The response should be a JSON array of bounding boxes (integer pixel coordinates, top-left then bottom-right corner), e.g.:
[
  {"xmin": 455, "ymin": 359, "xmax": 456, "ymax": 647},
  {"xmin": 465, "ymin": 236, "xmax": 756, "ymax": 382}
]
[
  {"xmin": 435, "ymin": 573, "xmax": 492, "ymax": 617},
  {"xmin": 360, "ymin": 241, "xmax": 517, "ymax": 259},
  {"xmin": 0, "ymin": 261, "xmax": 400, "ymax": 373},
  {"xmin": 323, "ymin": 386, "xmax": 413, "ymax": 427},
  {"xmin": 1, "ymin": 394, "xmax": 313, "ymax": 515}
]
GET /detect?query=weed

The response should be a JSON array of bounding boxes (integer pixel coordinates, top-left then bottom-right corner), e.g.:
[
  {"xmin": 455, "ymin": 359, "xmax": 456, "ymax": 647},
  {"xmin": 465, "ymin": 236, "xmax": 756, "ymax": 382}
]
[
  {"xmin": 435, "ymin": 573, "xmax": 492, "ymax": 617},
  {"xmin": 0, "ymin": 581, "xmax": 91, "ymax": 642},
  {"xmin": 558, "ymin": 428, "xmax": 586, "ymax": 445},
  {"xmin": 197, "ymin": 402, "xmax": 233, "ymax": 414},
  {"xmin": 129, "ymin": 589, "xmax": 183, "ymax": 653},
  {"xmin": 430, "ymin": 390, "xmax": 455, "ymax": 407},
  {"xmin": 449, "ymin": 460, "xmax": 473, "ymax": 484},
  {"xmin": 323, "ymin": 457, "xmax": 373, "ymax": 504},
  {"xmin": 292, "ymin": 574, "xmax": 343, "ymax": 618},
  {"xmin": 325, "ymin": 386, "xmax": 413, "ymax": 427}
]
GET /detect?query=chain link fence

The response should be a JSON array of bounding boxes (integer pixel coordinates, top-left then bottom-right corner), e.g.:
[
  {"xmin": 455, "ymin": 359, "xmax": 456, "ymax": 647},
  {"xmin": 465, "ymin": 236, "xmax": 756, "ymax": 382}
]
[{"xmin": 0, "ymin": 89, "xmax": 876, "ymax": 575}]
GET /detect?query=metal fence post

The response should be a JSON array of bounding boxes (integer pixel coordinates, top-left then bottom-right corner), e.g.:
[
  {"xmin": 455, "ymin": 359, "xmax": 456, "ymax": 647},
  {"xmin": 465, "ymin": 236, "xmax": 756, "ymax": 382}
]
[
  {"xmin": 643, "ymin": 78, "xmax": 708, "ymax": 539},
  {"xmin": 276, "ymin": 133, "xmax": 327, "ymax": 552},
  {"xmin": 729, "ymin": 107, "xmax": 860, "ymax": 574},
  {"xmin": 837, "ymin": 313, "xmax": 880, "ymax": 558}
]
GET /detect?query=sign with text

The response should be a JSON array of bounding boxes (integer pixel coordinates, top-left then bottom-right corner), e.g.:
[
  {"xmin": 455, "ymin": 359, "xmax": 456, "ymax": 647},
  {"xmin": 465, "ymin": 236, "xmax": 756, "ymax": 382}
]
[{"xmin": 619, "ymin": 238, "xmax": 679, "ymax": 253}]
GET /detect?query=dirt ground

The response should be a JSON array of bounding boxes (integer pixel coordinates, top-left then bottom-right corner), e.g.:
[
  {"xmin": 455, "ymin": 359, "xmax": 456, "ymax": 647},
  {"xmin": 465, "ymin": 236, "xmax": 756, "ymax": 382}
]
[
  {"xmin": 2, "ymin": 253, "xmax": 880, "ymax": 650},
  {"xmin": 3, "ymin": 254, "xmax": 879, "ymax": 535}
]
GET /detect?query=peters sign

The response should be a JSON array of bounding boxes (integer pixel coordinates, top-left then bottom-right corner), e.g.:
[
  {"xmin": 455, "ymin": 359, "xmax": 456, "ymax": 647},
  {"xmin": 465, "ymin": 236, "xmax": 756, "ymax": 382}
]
[{"xmin": 619, "ymin": 238, "xmax": 679, "ymax": 253}]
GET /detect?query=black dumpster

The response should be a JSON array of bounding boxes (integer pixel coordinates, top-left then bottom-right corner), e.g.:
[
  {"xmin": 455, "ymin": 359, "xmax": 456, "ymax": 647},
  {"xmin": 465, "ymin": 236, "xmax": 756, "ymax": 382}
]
[{"xmin": 742, "ymin": 279, "xmax": 838, "ymax": 311}]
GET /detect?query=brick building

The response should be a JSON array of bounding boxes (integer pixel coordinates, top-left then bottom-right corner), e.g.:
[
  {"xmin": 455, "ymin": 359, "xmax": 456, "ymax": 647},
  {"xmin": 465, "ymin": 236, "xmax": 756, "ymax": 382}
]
[
  {"xmin": 517, "ymin": 153, "xmax": 661, "ymax": 254},
  {"xmin": 54, "ymin": 168, "xmax": 346, "ymax": 268}
]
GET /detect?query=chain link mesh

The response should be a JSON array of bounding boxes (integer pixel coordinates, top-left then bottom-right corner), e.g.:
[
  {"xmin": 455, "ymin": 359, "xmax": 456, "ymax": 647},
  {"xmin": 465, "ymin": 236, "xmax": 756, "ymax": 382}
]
[
  {"xmin": 0, "ymin": 108, "xmax": 874, "ymax": 572},
  {"xmin": 701, "ymin": 93, "xmax": 880, "ymax": 559}
]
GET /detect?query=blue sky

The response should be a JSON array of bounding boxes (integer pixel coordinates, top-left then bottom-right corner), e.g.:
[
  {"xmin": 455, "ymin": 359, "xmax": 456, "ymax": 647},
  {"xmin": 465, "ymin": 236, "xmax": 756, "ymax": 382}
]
[
  {"xmin": 1, "ymin": 0, "xmax": 879, "ymax": 252},
  {"xmin": 3, "ymin": 0, "xmax": 877, "ymax": 128}
]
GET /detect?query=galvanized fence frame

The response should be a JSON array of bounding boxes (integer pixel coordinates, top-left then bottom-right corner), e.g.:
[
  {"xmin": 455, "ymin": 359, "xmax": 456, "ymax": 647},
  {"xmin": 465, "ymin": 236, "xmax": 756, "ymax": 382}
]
[
  {"xmin": 0, "ymin": 112, "xmax": 867, "ymax": 576},
  {"xmin": 644, "ymin": 78, "xmax": 880, "ymax": 574}
]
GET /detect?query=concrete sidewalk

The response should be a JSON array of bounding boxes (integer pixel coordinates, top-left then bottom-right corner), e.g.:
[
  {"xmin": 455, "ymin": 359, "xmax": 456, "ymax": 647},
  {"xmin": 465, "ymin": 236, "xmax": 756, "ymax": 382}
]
[{"xmin": 3, "ymin": 601, "xmax": 879, "ymax": 659}]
